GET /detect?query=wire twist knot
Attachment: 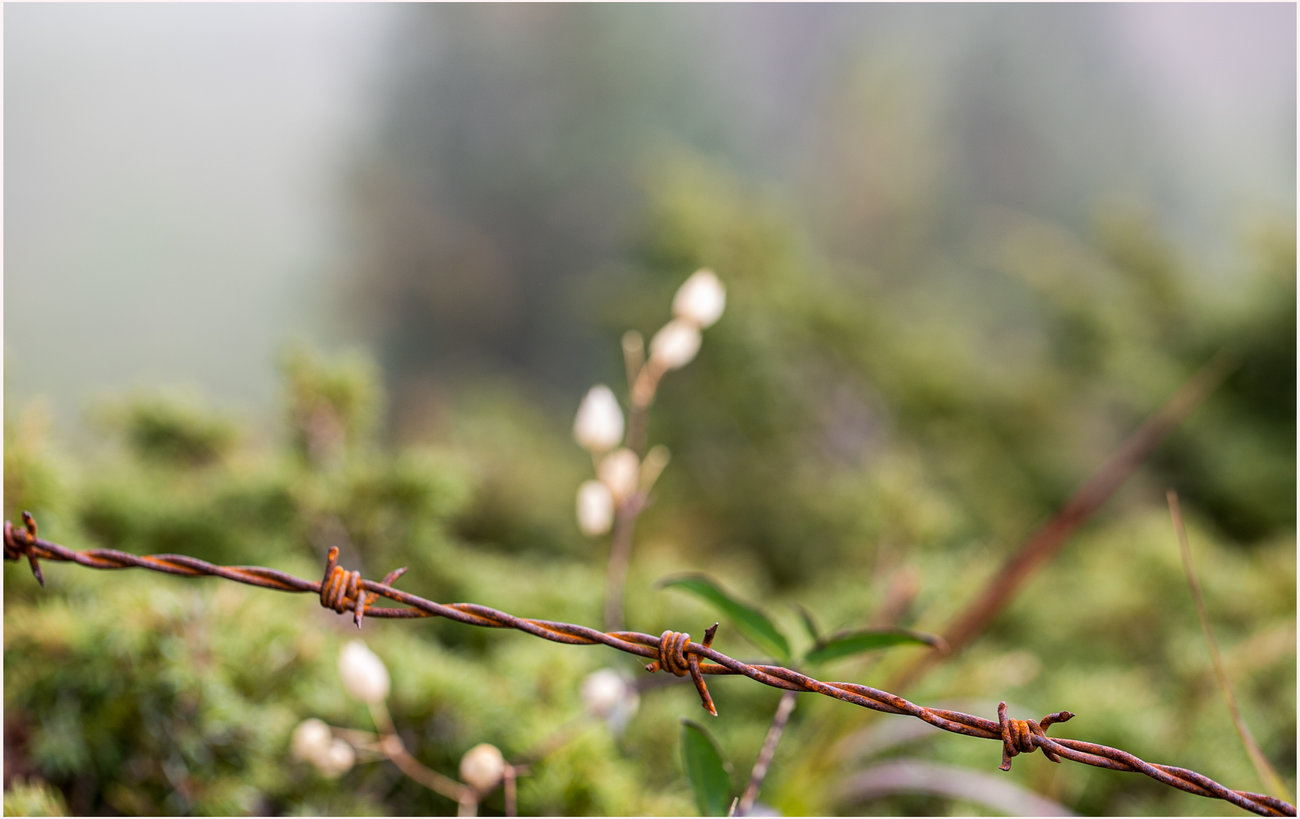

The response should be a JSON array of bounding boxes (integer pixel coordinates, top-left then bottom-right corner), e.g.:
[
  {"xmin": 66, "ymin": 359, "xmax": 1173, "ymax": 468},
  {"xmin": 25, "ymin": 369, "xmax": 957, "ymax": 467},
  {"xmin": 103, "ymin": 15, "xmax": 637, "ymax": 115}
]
[
  {"xmin": 645, "ymin": 623, "xmax": 720, "ymax": 716},
  {"xmin": 648, "ymin": 630, "xmax": 692, "ymax": 676},
  {"xmin": 319, "ymin": 547, "xmax": 407, "ymax": 628},
  {"xmin": 4, "ymin": 512, "xmax": 45, "ymax": 587},
  {"xmin": 997, "ymin": 701, "xmax": 1075, "ymax": 771}
]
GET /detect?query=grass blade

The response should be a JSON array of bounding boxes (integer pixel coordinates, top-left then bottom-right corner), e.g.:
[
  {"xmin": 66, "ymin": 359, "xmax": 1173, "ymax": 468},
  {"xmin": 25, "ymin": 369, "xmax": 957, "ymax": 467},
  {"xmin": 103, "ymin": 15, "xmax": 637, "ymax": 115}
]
[
  {"xmin": 1168, "ymin": 490, "xmax": 1293, "ymax": 803},
  {"xmin": 792, "ymin": 602, "xmax": 822, "ymax": 644},
  {"xmin": 659, "ymin": 574, "xmax": 791, "ymax": 663},
  {"xmin": 805, "ymin": 628, "xmax": 945, "ymax": 665}
]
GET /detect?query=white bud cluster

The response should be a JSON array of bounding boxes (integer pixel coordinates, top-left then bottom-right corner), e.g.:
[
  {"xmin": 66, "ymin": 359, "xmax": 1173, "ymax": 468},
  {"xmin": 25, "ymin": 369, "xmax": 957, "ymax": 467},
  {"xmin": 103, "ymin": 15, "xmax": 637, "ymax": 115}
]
[
  {"xmin": 571, "ymin": 383, "xmax": 628, "ymax": 537},
  {"xmin": 459, "ymin": 742, "xmax": 507, "ymax": 793},
  {"xmin": 290, "ymin": 718, "xmax": 356, "ymax": 778},
  {"xmin": 649, "ymin": 269, "xmax": 726, "ymax": 372},
  {"xmin": 339, "ymin": 640, "xmax": 390, "ymax": 705},
  {"xmin": 572, "ymin": 269, "xmax": 723, "ymax": 537}
]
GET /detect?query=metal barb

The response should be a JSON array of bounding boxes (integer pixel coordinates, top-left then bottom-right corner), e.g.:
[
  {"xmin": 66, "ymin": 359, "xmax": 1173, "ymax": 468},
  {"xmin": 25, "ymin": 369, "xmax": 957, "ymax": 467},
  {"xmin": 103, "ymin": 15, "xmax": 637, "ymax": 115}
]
[
  {"xmin": 317, "ymin": 548, "xmax": 409, "ymax": 628},
  {"xmin": 693, "ymin": 623, "xmax": 719, "ymax": 716},
  {"xmin": 5, "ymin": 512, "xmax": 45, "ymax": 586},
  {"xmin": 642, "ymin": 625, "xmax": 720, "ymax": 716},
  {"xmin": 3, "ymin": 515, "xmax": 1293, "ymax": 818},
  {"xmin": 997, "ymin": 701, "xmax": 1074, "ymax": 770}
]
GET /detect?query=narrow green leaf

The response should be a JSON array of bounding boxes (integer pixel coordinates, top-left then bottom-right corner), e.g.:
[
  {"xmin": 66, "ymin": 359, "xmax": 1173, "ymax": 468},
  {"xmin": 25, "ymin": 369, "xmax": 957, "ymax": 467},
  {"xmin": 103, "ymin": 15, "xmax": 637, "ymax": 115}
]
[
  {"xmin": 805, "ymin": 628, "xmax": 946, "ymax": 665},
  {"xmin": 681, "ymin": 719, "xmax": 732, "ymax": 817},
  {"xmin": 792, "ymin": 602, "xmax": 821, "ymax": 644},
  {"xmin": 658, "ymin": 574, "xmax": 791, "ymax": 663}
]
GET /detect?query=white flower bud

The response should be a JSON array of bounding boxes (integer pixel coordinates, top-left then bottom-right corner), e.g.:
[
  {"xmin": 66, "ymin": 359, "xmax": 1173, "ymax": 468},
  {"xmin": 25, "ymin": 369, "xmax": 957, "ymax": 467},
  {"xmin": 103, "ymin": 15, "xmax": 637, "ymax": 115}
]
[
  {"xmin": 581, "ymin": 668, "xmax": 639, "ymax": 720},
  {"xmin": 291, "ymin": 718, "xmax": 332, "ymax": 763},
  {"xmin": 573, "ymin": 385, "xmax": 624, "ymax": 452},
  {"xmin": 576, "ymin": 480, "xmax": 615, "ymax": 536},
  {"xmin": 580, "ymin": 668, "xmax": 640, "ymax": 735},
  {"xmin": 597, "ymin": 447, "xmax": 640, "ymax": 503},
  {"xmin": 648, "ymin": 319, "xmax": 702, "ymax": 371},
  {"xmin": 316, "ymin": 738, "xmax": 356, "ymax": 778},
  {"xmin": 459, "ymin": 742, "xmax": 506, "ymax": 793},
  {"xmin": 673, "ymin": 269, "xmax": 726, "ymax": 328},
  {"xmin": 339, "ymin": 640, "xmax": 390, "ymax": 705}
]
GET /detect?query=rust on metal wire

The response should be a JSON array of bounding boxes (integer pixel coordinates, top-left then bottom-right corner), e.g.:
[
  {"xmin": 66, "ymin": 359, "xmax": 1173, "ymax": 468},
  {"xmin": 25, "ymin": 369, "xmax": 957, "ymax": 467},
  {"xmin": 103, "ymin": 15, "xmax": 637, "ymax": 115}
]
[
  {"xmin": 998, "ymin": 700, "xmax": 1072, "ymax": 770},
  {"xmin": 320, "ymin": 546, "xmax": 409, "ymax": 627},
  {"xmin": 3, "ymin": 514, "xmax": 1294, "ymax": 817},
  {"xmin": 644, "ymin": 624, "xmax": 720, "ymax": 716}
]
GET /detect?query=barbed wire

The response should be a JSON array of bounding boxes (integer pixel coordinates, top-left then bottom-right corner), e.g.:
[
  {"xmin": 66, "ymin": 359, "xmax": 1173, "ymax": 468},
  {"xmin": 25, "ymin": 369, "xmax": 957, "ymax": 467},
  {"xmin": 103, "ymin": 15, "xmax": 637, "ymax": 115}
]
[{"xmin": 4, "ymin": 513, "xmax": 1293, "ymax": 817}]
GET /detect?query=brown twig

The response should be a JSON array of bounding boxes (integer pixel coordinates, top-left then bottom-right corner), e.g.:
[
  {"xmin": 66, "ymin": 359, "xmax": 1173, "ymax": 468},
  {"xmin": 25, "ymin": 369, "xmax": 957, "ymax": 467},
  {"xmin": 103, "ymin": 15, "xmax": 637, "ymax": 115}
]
[
  {"xmin": 603, "ymin": 492, "xmax": 643, "ymax": 634},
  {"xmin": 366, "ymin": 701, "xmax": 472, "ymax": 805},
  {"xmin": 602, "ymin": 335, "xmax": 674, "ymax": 632},
  {"xmin": 891, "ymin": 350, "xmax": 1238, "ymax": 692},
  {"xmin": 736, "ymin": 690, "xmax": 797, "ymax": 816},
  {"xmin": 4, "ymin": 515, "xmax": 1292, "ymax": 817}
]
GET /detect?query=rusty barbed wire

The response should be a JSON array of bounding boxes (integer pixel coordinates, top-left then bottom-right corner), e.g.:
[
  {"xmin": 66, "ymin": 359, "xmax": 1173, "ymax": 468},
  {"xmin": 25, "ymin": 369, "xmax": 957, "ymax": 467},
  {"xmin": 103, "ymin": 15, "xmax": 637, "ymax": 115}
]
[{"xmin": 4, "ymin": 514, "xmax": 1293, "ymax": 817}]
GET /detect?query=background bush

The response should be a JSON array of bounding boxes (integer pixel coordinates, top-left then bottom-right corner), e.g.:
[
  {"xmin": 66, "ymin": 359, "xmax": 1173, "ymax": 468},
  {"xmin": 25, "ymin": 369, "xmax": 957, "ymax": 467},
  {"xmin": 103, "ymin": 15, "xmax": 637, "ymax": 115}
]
[
  {"xmin": 4, "ymin": 5, "xmax": 1293, "ymax": 816},
  {"xmin": 4, "ymin": 197, "xmax": 1294, "ymax": 814}
]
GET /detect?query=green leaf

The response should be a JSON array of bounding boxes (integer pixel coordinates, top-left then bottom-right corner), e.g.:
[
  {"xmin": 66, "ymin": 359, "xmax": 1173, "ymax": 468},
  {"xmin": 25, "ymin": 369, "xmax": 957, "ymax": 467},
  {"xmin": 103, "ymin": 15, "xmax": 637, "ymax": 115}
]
[
  {"xmin": 681, "ymin": 719, "xmax": 732, "ymax": 816},
  {"xmin": 804, "ymin": 627, "xmax": 946, "ymax": 665},
  {"xmin": 792, "ymin": 602, "xmax": 822, "ymax": 644},
  {"xmin": 658, "ymin": 574, "xmax": 791, "ymax": 663}
]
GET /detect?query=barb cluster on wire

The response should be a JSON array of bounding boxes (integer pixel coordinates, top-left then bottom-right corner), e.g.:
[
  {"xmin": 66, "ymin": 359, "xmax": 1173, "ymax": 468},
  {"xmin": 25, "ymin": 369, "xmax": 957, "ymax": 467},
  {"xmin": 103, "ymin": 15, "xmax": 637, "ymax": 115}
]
[{"xmin": 4, "ymin": 514, "xmax": 1293, "ymax": 818}]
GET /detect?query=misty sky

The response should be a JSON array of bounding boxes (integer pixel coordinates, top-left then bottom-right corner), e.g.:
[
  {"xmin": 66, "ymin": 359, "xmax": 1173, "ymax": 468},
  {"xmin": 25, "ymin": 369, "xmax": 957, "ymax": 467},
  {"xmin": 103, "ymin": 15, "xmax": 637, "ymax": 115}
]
[
  {"xmin": 4, "ymin": 4, "xmax": 1294, "ymax": 441},
  {"xmin": 5, "ymin": 4, "xmax": 396, "ymax": 435}
]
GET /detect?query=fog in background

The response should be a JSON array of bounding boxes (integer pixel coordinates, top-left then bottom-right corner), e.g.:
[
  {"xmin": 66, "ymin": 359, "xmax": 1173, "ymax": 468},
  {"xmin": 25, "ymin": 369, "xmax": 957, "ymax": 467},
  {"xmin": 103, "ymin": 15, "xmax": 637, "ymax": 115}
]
[
  {"xmin": 5, "ymin": 3, "xmax": 394, "ymax": 436},
  {"xmin": 5, "ymin": 3, "xmax": 1295, "ymax": 441}
]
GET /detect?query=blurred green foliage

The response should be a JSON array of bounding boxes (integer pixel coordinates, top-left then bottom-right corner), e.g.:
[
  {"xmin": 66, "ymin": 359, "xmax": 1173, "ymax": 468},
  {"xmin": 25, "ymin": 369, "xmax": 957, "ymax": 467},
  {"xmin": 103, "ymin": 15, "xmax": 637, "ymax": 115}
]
[
  {"xmin": 4, "ymin": 25, "xmax": 1295, "ymax": 809},
  {"xmin": 5, "ymin": 184, "xmax": 1294, "ymax": 813},
  {"xmin": 3, "ymin": 777, "xmax": 68, "ymax": 817},
  {"xmin": 4, "ymin": 6, "xmax": 1293, "ymax": 816},
  {"xmin": 92, "ymin": 391, "xmax": 240, "ymax": 470}
]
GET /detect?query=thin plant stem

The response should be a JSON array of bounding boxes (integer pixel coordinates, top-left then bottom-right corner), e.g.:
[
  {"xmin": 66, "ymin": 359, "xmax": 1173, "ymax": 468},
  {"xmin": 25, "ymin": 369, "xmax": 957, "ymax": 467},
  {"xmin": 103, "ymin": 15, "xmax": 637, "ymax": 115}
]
[
  {"xmin": 622, "ymin": 331, "xmax": 645, "ymax": 397},
  {"xmin": 603, "ymin": 493, "xmax": 644, "ymax": 632},
  {"xmin": 1167, "ymin": 490, "xmax": 1293, "ymax": 803},
  {"xmin": 368, "ymin": 701, "xmax": 472, "ymax": 804},
  {"xmin": 737, "ymin": 690, "xmax": 798, "ymax": 816},
  {"xmin": 601, "ymin": 448, "xmax": 668, "ymax": 632},
  {"xmin": 503, "ymin": 765, "xmax": 518, "ymax": 818},
  {"xmin": 625, "ymin": 364, "xmax": 663, "ymax": 457},
  {"xmin": 602, "ymin": 347, "xmax": 663, "ymax": 631},
  {"xmin": 327, "ymin": 725, "xmax": 389, "ymax": 760}
]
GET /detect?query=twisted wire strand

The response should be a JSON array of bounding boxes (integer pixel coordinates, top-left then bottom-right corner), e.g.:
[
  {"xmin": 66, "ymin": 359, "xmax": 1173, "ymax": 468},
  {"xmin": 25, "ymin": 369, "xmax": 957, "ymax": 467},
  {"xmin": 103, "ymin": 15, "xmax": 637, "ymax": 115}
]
[{"xmin": 4, "ymin": 516, "xmax": 1293, "ymax": 817}]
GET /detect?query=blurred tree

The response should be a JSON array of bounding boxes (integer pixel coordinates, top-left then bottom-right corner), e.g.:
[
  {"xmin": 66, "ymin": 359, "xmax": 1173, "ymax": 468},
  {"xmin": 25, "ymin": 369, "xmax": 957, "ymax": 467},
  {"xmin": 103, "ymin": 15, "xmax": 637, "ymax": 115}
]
[{"xmin": 338, "ymin": 4, "xmax": 1291, "ymax": 441}]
